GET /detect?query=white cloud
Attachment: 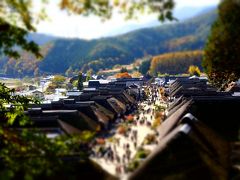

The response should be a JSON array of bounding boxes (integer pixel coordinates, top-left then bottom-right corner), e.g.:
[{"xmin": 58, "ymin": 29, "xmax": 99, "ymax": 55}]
[{"xmin": 35, "ymin": 0, "xmax": 220, "ymax": 39}]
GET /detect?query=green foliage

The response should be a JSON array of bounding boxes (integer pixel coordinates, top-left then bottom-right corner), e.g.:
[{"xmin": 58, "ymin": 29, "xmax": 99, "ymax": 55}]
[
  {"xmin": 128, "ymin": 160, "xmax": 140, "ymax": 172},
  {"xmin": 45, "ymin": 75, "xmax": 66, "ymax": 93},
  {"xmin": 188, "ymin": 65, "xmax": 201, "ymax": 76},
  {"xmin": 203, "ymin": 0, "xmax": 240, "ymax": 89},
  {"xmin": 135, "ymin": 148, "xmax": 150, "ymax": 159},
  {"xmin": 45, "ymin": 83, "xmax": 57, "ymax": 94},
  {"xmin": 0, "ymin": 19, "xmax": 41, "ymax": 59},
  {"xmin": 139, "ymin": 58, "xmax": 151, "ymax": 75},
  {"xmin": 77, "ymin": 72, "xmax": 84, "ymax": 90},
  {"xmin": 0, "ymin": 82, "xmax": 97, "ymax": 179},
  {"xmin": 72, "ymin": 80, "xmax": 78, "ymax": 88},
  {"xmin": 120, "ymin": 67, "xmax": 128, "ymax": 73},
  {"xmin": 0, "ymin": 0, "xmax": 46, "ymax": 58},
  {"xmin": 0, "ymin": 129, "xmax": 94, "ymax": 179},
  {"xmin": 60, "ymin": 0, "xmax": 175, "ymax": 21},
  {"xmin": 128, "ymin": 148, "xmax": 151, "ymax": 171},
  {"xmin": 86, "ymin": 69, "xmax": 93, "ymax": 82},
  {"xmin": 52, "ymin": 75, "xmax": 66, "ymax": 88},
  {"xmin": 0, "ymin": 83, "xmax": 37, "ymax": 126},
  {"xmin": 1, "ymin": 43, "xmax": 53, "ymax": 77}
]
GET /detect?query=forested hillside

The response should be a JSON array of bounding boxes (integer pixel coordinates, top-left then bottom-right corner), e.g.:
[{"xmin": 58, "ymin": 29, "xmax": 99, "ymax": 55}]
[
  {"xmin": 0, "ymin": 9, "xmax": 216, "ymax": 77},
  {"xmin": 149, "ymin": 50, "xmax": 203, "ymax": 75}
]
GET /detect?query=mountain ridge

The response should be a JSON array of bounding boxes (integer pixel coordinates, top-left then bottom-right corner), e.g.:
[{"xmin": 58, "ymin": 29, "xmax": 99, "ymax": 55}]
[{"xmin": 0, "ymin": 7, "xmax": 217, "ymax": 77}]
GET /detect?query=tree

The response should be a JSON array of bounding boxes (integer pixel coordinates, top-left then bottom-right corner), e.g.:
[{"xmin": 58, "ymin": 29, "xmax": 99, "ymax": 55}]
[
  {"xmin": 115, "ymin": 72, "xmax": 132, "ymax": 78},
  {"xmin": 0, "ymin": 83, "xmax": 97, "ymax": 179},
  {"xmin": 188, "ymin": 65, "xmax": 201, "ymax": 76},
  {"xmin": 120, "ymin": 67, "xmax": 128, "ymax": 73},
  {"xmin": 0, "ymin": 0, "xmax": 175, "ymax": 60},
  {"xmin": 150, "ymin": 50, "xmax": 203, "ymax": 75},
  {"xmin": 52, "ymin": 75, "xmax": 66, "ymax": 88},
  {"xmin": 77, "ymin": 72, "xmax": 84, "ymax": 90},
  {"xmin": 60, "ymin": 0, "xmax": 175, "ymax": 21},
  {"xmin": 139, "ymin": 59, "xmax": 151, "ymax": 75},
  {"xmin": 132, "ymin": 71, "xmax": 142, "ymax": 78},
  {"xmin": 0, "ymin": 0, "xmax": 176, "ymax": 178},
  {"xmin": 86, "ymin": 69, "xmax": 93, "ymax": 82},
  {"xmin": 0, "ymin": 0, "xmax": 44, "ymax": 58},
  {"xmin": 203, "ymin": 0, "xmax": 240, "ymax": 89}
]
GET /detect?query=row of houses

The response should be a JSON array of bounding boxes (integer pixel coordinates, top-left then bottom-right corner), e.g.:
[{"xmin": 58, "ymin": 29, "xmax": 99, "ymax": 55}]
[
  {"xmin": 14, "ymin": 78, "xmax": 143, "ymax": 138},
  {"xmin": 129, "ymin": 76, "xmax": 240, "ymax": 180}
]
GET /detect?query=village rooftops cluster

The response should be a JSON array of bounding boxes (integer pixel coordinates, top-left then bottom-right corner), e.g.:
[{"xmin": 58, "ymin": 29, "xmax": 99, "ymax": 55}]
[
  {"xmin": 7, "ymin": 75, "xmax": 240, "ymax": 179},
  {"xmin": 129, "ymin": 76, "xmax": 240, "ymax": 180},
  {"xmin": 14, "ymin": 78, "xmax": 144, "ymax": 138}
]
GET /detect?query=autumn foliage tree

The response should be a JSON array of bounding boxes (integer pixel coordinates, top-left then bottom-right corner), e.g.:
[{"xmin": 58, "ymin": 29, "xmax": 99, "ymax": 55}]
[
  {"xmin": 203, "ymin": 0, "xmax": 240, "ymax": 89},
  {"xmin": 188, "ymin": 65, "xmax": 201, "ymax": 76},
  {"xmin": 115, "ymin": 72, "xmax": 132, "ymax": 78},
  {"xmin": 132, "ymin": 71, "xmax": 142, "ymax": 78},
  {"xmin": 150, "ymin": 50, "xmax": 203, "ymax": 75}
]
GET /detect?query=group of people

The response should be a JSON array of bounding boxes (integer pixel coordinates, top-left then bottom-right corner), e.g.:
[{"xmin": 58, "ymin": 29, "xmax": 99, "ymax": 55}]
[{"xmin": 91, "ymin": 85, "xmax": 167, "ymax": 176}]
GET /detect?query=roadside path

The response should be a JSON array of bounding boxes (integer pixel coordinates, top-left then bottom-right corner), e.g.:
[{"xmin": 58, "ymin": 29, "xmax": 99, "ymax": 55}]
[{"xmin": 91, "ymin": 86, "xmax": 168, "ymax": 178}]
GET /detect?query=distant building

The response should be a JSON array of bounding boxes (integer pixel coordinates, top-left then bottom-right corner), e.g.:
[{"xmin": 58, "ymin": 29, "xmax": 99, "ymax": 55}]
[
  {"xmin": 31, "ymin": 90, "xmax": 44, "ymax": 100},
  {"xmin": 27, "ymin": 85, "xmax": 37, "ymax": 91},
  {"xmin": 115, "ymin": 78, "xmax": 144, "ymax": 87}
]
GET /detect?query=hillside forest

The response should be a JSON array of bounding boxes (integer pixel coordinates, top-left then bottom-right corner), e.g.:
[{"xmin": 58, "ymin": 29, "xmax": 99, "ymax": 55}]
[{"xmin": 0, "ymin": 8, "xmax": 216, "ymax": 77}]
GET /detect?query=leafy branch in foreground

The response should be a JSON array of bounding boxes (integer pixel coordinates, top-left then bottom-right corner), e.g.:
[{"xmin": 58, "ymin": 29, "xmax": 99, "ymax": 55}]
[
  {"xmin": 0, "ymin": 83, "xmax": 95, "ymax": 179},
  {"xmin": 0, "ymin": 0, "xmax": 175, "ymax": 59}
]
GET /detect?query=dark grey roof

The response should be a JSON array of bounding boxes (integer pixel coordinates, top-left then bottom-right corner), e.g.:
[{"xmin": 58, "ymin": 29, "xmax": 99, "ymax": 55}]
[
  {"xmin": 129, "ymin": 121, "xmax": 229, "ymax": 180},
  {"xmin": 158, "ymin": 100, "xmax": 192, "ymax": 139}
]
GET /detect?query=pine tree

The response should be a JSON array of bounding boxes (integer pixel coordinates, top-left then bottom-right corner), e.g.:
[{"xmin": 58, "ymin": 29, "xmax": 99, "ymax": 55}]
[
  {"xmin": 77, "ymin": 72, "xmax": 84, "ymax": 90},
  {"xmin": 120, "ymin": 67, "xmax": 128, "ymax": 73},
  {"xmin": 203, "ymin": 0, "xmax": 240, "ymax": 89}
]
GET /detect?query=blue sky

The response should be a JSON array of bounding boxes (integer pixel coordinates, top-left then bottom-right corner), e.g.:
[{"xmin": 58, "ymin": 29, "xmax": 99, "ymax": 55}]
[{"xmin": 35, "ymin": 0, "xmax": 220, "ymax": 39}]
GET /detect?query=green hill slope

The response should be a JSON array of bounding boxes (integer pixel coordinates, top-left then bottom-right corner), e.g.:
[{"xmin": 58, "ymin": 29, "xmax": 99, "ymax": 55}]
[
  {"xmin": 39, "ymin": 9, "xmax": 216, "ymax": 74},
  {"xmin": 0, "ymin": 9, "xmax": 217, "ymax": 76}
]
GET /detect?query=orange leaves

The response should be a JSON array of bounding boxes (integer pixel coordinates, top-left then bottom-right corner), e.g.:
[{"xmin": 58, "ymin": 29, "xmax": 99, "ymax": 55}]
[
  {"xmin": 150, "ymin": 50, "xmax": 204, "ymax": 75},
  {"xmin": 96, "ymin": 138, "xmax": 106, "ymax": 145},
  {"xmin": 60, "ymin": 0, "xmax": 69, "ymax": 9},
  {"xmin": 125, "ymin": 114, "xmax": 134, "ymax": 122},
  {"xmin": 117, "ymin": 126, "xmax": 126, "ymax": 134},
  {"xmin": 115, "ymin": 72, "xmax": 132, "ymax": 78}
]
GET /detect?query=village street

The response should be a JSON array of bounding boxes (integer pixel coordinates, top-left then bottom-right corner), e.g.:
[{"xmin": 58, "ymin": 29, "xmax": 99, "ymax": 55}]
[{"xmin": 91, "ymin": 86, "xmax": 168, "ymax": 178}]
